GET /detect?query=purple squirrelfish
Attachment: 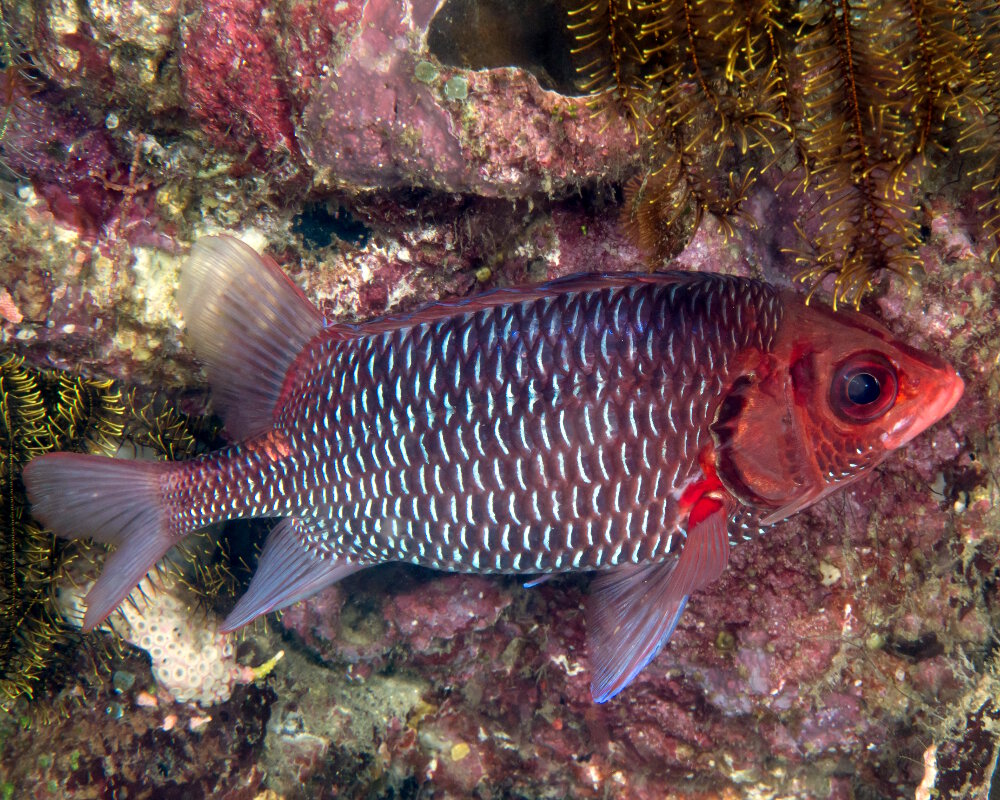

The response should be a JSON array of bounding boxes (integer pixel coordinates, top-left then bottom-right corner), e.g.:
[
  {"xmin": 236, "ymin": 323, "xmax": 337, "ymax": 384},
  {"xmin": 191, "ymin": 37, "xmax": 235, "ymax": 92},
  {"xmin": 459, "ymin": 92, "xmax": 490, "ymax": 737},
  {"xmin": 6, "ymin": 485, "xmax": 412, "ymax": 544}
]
[{"xmin": 24, "ymin": 236, "xmax": 963, "ymax": 702}]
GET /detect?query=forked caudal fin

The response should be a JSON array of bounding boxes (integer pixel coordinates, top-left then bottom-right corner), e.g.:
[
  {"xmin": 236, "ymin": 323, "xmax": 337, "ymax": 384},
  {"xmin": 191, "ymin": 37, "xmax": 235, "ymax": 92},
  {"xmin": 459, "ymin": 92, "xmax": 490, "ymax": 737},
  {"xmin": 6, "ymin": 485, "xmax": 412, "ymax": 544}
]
[
  {"xmin": 21, "ymin": 238, "xmax": 332, "ymax": 632},
  {"xmin": 22, "ymin": 453, "xmax": 177, "ymax": 632}
]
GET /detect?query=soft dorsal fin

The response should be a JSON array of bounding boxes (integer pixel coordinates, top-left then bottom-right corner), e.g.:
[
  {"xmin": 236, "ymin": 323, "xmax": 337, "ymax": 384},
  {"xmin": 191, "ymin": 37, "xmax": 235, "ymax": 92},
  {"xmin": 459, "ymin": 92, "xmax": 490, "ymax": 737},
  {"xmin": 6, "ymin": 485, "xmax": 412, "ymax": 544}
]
[{"xmin": 178, "ymin": 236, "xmax": 325, "ymax": 440}]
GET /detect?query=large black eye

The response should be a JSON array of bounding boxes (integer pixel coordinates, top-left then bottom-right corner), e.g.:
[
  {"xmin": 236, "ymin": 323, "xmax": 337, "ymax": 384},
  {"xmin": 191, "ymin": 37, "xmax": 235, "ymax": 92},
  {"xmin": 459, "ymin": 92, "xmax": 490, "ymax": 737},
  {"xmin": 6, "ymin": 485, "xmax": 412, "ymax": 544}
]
[
  {"xmin": 846, "ymin": 372, "xmax": 881, "ymax": 405},
  {"xmin": 831, "ymin": 353, "xmax": 898, "ymax": 422}
]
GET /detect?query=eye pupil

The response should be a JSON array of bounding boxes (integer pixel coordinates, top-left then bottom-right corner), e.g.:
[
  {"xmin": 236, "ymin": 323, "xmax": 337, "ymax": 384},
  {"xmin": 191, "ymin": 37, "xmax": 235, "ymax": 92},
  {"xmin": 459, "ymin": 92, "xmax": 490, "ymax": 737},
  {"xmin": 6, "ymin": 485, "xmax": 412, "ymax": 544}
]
[{"xmin": 847, "ymin": 372, "xmax": 881, "ymax": 405}]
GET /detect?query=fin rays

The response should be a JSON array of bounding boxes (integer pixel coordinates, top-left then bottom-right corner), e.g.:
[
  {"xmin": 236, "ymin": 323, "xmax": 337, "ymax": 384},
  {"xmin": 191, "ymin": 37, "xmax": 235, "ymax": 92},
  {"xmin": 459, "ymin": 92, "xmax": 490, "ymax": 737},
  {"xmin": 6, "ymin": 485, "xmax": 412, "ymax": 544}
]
[
  {"xmin": 587, "ymin": 507, "xmax": 730, "ymax": 702},
  {"xmin": 221, "ymin": 517, "xmax": 367, "ymax": 631},
  {"xmin": 178, "ymin": 235, "xmax": 325, "ymax": 440},
  {"xmin": 22, "ymin": 452, "xmax": 176, "ymax": 631}
]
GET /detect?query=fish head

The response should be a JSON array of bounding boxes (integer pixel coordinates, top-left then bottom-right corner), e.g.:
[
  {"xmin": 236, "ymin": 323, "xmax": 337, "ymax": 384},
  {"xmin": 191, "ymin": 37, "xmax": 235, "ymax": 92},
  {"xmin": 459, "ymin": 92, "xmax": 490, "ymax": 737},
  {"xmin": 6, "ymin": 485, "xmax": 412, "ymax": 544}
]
[{"xmin": 711, "ymin": 294, "xmax": 964, "ymax": 524}]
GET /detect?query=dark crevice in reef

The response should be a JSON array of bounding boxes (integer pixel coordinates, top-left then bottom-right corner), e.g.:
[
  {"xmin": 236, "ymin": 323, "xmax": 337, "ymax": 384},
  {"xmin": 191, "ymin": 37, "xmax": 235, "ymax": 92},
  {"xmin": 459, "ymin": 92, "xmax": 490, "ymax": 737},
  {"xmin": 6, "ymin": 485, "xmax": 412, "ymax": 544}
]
[
  {"xmin": 292, "ymin": 201, "xmax": 372, "ymax": 250},
  {"xmin": 885, "ymin": 631, "xmax": 945, "ymax": 662},
  {"xmin": 427, "ymin": 0, "xmax": 581, "ymax": 95}
]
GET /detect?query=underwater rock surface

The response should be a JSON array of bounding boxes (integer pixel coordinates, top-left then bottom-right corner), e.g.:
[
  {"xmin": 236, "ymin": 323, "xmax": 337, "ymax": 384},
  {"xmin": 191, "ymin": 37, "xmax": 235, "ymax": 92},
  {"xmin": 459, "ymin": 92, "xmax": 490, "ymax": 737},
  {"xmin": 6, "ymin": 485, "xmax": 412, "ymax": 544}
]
[{"xmin": 1, "ymin": 0, "xmax": 998, "ymax": 798}]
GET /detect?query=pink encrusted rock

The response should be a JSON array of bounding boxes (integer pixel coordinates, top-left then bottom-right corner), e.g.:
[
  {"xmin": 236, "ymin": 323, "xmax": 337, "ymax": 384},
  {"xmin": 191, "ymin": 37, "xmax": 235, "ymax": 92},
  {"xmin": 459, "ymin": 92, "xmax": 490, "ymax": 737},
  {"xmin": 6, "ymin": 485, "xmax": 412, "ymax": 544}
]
[
  {"xmin": 0, "ymin": 648, "xmax": 271, "ymax": 798},
  {"xmin": 298, "ymin": 0, "xmax": 635, "ymax": 195},
  {"xmin": 278, "ymin": 584, "xmax": 346, "ymax": 656},
  {"xmin": 548, "ymin": 204, "xmax": 646, "ymax": 277},
  {"xmin": 286, "ymin": 195, "xmax": 645, "ymax": 323},
  {"xmin": 280, "ymin": 573, "xmax": 512, "ymax": 668},
  {"xmin": 13, "ymin": 0, "xmax": 184, "ymax": 114},
  {"xmin": 180, "ymin": 0, "xmax": 302, "ymax": 171},
  {"xmin": 387, "ymin": 575, "xmax": 513, "ymax": 654},
  {"xmin": 0, "ymin": 289, "xmax": 23, "ymax": 324},
  {"xmin": 25, "ymin": 0, "xmax": 634, "ymax": 195},
  {"xmin": 1, "ymin": 93, "xmax": 132, "ymax": 237},
  {"xmin": 276, "ymin": 0, "xmax": 366, "ymax": 101},
  {"xmin": 14, "ymin": 1, "xmax": 114, "ymax": 91}
]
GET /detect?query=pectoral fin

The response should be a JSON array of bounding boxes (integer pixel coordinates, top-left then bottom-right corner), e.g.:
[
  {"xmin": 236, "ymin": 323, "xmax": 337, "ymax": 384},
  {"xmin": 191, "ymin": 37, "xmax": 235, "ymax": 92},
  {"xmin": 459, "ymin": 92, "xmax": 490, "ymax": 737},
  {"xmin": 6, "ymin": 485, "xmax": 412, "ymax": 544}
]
[{"xmin": 587, "ymin": 504, "xmax": 730, "ymax": 703}]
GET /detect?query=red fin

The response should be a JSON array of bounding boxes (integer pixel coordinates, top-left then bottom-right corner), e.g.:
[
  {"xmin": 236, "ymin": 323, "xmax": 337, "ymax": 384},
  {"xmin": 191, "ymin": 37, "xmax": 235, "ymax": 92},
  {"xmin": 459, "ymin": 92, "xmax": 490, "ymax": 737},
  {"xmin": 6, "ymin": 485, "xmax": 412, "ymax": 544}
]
[
  {"xmin": 326, "ymin": 270, "xmax": 708, "ymax": 339},
  {"xmin": 587, "ymin": 563, "xmax": 689, "ymax": 704},
  {"xmin": 587, "ymin": 505, "xmax": 731, "ymax": 703},
  {"xmin": 178, "ymin": 236, "xmax": 325, "ymax": 440},
  {"xmin": 22, "ymin": 453, "xmax": 177, "ymax": 631},
  {"xmin": 669, "ymin": 499, "xmax": 731, "ymax": 599},
  {"xmin": 220, "ymin": 517, "xmax": 367, "ymax": 632},
  {"xmin": 678, "ymin": 458, "xmax": 725, "ymax": 527}
]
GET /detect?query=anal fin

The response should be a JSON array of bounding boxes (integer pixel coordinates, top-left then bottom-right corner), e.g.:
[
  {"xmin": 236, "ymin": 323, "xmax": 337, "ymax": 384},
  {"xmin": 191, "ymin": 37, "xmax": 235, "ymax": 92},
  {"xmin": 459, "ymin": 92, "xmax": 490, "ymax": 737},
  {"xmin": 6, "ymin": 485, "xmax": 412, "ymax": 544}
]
[
  {"xmin": 587, "ymin": 503, "xmax": 731, "ymax": 703},
  {"xmin": 221, "ymin": 517, "xmax": 367, "ymax": 632}
]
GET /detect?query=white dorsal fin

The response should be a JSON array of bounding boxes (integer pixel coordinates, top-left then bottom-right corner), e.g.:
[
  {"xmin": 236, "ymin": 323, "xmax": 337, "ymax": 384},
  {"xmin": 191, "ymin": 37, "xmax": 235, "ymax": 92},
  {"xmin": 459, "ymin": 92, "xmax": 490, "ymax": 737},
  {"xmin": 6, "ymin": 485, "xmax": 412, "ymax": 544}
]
[{"xmin": 178, "ymin": 235, "xmax": 325, "ymax": 440}]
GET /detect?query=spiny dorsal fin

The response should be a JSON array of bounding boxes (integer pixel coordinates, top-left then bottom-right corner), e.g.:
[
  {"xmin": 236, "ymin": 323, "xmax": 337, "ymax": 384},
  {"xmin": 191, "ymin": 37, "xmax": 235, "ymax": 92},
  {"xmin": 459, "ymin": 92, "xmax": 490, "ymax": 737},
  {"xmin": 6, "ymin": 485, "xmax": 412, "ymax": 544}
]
[{"xmin": 327, "ymin": 270, "xmax": 711, "ymax": 338}]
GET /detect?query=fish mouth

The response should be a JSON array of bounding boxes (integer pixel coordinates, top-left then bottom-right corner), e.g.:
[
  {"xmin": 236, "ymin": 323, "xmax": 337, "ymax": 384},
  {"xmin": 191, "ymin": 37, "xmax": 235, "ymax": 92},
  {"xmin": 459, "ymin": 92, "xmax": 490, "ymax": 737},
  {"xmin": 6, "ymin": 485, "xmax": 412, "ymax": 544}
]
[{"xmin": 881, "ymin": 367, "xmax": 965, "ymax": 450}]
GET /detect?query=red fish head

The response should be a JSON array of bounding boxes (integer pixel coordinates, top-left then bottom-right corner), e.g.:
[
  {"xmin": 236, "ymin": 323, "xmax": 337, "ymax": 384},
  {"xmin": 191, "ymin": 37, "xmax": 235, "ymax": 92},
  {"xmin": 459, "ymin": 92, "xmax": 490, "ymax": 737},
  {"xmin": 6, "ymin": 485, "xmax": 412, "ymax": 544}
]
[{"xmin": 711, "ymin": 294, "xmax": 964, "ymax": 524}]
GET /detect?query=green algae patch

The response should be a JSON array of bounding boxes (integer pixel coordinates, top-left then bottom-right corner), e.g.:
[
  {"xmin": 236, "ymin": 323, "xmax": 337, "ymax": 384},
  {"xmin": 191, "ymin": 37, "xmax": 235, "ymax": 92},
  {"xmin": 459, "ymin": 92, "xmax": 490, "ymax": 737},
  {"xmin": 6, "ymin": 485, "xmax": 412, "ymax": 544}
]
[
  {"xmin": 443, "ymin": 75, "xmax": 468, "ymax": 101},
  {"xmin": 414, "ymin": 60, "xmax": 439, "ymax": 84}
]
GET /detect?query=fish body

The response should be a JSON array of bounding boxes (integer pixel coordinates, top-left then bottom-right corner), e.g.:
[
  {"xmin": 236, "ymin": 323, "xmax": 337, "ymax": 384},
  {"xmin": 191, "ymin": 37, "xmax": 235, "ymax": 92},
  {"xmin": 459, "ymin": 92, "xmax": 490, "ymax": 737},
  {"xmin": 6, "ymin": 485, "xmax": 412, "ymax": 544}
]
[
  {"xmin": 176, "ymin": 270, "xmax": 777, "ymax": 570},
  {"xmin": 24, "ymin": 236, "xmax": 963, "ymax": 701}
]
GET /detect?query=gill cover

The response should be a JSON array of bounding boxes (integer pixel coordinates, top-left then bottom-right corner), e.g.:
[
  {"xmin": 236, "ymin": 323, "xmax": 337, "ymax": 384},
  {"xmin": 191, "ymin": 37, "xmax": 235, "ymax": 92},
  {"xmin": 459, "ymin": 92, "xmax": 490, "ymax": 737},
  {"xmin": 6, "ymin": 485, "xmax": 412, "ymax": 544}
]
[{"xmin": 710, "ymin": 368, "xmax": 812, "ymax": 518}]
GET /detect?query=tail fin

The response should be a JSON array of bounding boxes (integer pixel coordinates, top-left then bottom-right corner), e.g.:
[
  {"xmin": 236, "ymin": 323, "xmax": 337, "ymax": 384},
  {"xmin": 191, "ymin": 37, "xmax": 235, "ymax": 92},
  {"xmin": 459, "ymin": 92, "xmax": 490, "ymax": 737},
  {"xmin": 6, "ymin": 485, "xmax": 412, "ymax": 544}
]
[{"xmin": 22, "ymin": 452, "xmax": 177, "ymax": 632}]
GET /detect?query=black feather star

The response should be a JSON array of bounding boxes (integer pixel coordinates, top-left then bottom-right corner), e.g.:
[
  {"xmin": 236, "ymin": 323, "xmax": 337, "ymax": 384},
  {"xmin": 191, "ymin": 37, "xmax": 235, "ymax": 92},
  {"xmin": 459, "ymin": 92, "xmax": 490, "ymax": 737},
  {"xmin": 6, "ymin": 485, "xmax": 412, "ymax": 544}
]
[
  {"xmin": 0, "ymin": 353, "xmax": 234, "ymax": 710},
  {"xmin": 569, "ymin": 0, "xmax": 1000, "ymax": 307}
]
